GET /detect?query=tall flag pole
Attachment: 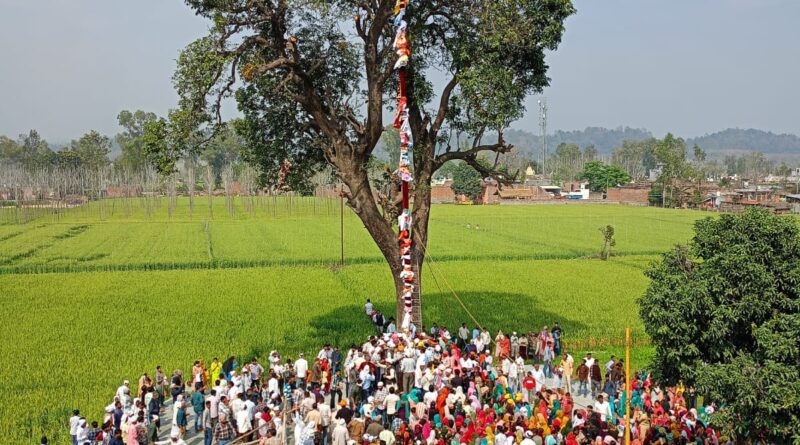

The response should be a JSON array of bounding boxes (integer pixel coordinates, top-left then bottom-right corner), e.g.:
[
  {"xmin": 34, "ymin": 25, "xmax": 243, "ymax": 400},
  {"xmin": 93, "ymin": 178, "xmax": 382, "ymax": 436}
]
[{"xmin": 393, "ymin": 0, "xmax": 416, "ymax": 332}]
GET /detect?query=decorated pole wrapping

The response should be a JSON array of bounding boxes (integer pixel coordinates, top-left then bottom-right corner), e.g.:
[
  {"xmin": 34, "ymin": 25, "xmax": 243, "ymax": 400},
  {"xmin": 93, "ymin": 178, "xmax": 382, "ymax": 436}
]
[{"xmin": 393, "ymin": 0, "xmax": 416, "ymax": 332}]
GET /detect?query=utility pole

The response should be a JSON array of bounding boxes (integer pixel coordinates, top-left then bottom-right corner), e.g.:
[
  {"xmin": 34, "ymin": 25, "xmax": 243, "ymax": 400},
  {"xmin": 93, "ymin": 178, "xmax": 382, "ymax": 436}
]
[
  {"xmin": 538, "ymin": 98, "xmax": 548, "ymax": 175},
  {"xmin": 625, "ymin": 327, "xmax": 631, "ymax": 445},
  {"xmin": 339, "ymin": 182, "xmax": 345, "ymax": 266}
]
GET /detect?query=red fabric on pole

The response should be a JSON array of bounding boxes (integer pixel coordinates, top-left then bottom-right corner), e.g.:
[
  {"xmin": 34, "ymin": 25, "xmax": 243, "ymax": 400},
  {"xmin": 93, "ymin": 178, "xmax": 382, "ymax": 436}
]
[
  {"xmin": 399, "ymin": 69, "xmax": 407, "ymax": 98},
  {"xmin": 402, "ymin": 181, "xmax": 409, "ymax": 209}
]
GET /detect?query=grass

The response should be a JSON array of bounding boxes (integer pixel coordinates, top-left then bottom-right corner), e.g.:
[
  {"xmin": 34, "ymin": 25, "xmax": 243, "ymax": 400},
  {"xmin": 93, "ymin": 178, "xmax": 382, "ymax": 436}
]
[{"xmin": 0, "ymin": 197, "xmax": 706, "ymax": 444}]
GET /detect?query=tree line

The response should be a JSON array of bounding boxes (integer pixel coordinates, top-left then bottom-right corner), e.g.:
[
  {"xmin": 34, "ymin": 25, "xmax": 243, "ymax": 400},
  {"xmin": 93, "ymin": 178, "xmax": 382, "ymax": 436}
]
[{"xmin": 0, "ymin": 110, "xmax": 258, "ymax": 191}]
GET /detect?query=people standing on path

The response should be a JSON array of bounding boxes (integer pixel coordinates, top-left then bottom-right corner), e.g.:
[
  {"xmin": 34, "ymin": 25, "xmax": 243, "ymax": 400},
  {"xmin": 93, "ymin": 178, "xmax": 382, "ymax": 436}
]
[
  {"xmin": 561, "ymin": 352, "xmax": 574, "ymax": 393},
  {"xmin": 76, "ymin": 318, "xmax": 728, "ymax": 445},
  {"xmin": 576, "ymin": 359, "xmax": 590, "ymax": 397}
]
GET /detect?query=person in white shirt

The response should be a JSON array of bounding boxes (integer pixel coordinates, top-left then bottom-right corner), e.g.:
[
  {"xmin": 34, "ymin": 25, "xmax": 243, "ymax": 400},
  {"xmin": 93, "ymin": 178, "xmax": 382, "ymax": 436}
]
[
  {"xmin": 295, "ymin": 354, "xmax": 309, "ymax": 389},
  {"xmin": 585, "ymin": 352, "xmax": 596, "ymax": 383},
  {"xmin": 245, "ymin": 397, "xmax": 256, "ymax": 420},
  {"xmin": 267, "ymin": 372, "xmax": 280, "ymax": 396},
  {"xmin": 585, "ymin": 352, "xmax": 595, "ymax": 369},
  {"xmin": 500, "ymin": 357, "xmax": 512, "ymax": 376},
  {"xmin": 318, "ymin": 345, "xmax": 331, "ymax": 361},
  {"xmin": 364, "ymin": 299, "xmax": 374, "ymax": 316},
  {"xmin": 595, "ymin": 394, "xmax": 613, "ymax": 422},
  {"xmin": 249, "ymin": 359, "xmax": 264, "ymax": 382},
  {"xmin": 269, "ymin": 351, "xmax": 281, "ymax": 370},
  {"xmin": 385, "ymin": 387, "xmax": 400, "ymax": 419},
  {"xmin": 230, "ymin": 394, "xmax": 246, "ymax": 421},
  {"xmin": 494, "ymin": 427, "xmax": 508, "ymax": 445},
  {"xmin": 236, "ymin": 406, "xmax": 252, "ymax": 435},
  {"xmin": 69, "ymin": 410, "xmax": 81, "ymax": 445},
  {"xmin": 319, "ymin": 401, "xmax": 332, "ymax": 445},
  {"xmin": 507, "ymin": 358, "xmax": 519, "ymax": 393},
  {"xmin": 230, "ymin": 370, "xmax": 243, "ymax": 389},
  {"xmin": 520, "ymin": 430, "xmax": 536, "ymax": 445},
  {"xmin": 531, "ymin": 364, "xmax": 545, "ymax": 392},
  {"xmin": 414, "ymin": 363, "xmax": 426, "ymax": 389},
  {"xmin": 116, "ymin": 380, "xmax": 130, "ymax": 403},
  {"xmin": 423, "ymin": 386, "xmax": 437, "ymax": 405},
  {"xmin": 605, "ymin": 356, "xmax": 616, "ymax": 375}
]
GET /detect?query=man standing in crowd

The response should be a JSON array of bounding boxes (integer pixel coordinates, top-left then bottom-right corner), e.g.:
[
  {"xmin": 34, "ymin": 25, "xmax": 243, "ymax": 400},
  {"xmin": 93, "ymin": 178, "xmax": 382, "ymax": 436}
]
[
  {"xmin": 69, "ymin": 409, "xmax": 81, "ymax": 445},
  {"xmin": 295, "ymin": 353, "xmax": 308, "ymax": 390}
]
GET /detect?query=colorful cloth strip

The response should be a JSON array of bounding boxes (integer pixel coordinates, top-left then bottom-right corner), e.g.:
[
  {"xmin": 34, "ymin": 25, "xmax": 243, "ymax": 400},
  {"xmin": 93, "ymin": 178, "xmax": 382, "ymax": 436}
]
[{"xmin": 393, "ymin": 0, "xmax": 414, "ymax": 331}]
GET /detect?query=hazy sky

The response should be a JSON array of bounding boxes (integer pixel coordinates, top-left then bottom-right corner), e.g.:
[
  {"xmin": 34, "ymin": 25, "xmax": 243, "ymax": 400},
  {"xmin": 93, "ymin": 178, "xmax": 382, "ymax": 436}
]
[{"xmin": 1, "ymin": 0, "xmax": 799, "ymax": 143}]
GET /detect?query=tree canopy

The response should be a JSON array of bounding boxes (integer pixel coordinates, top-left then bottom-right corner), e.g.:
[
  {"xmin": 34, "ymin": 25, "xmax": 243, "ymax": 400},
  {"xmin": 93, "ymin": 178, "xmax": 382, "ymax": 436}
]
[
  {"xmin": 450, "ymin": 162, "xmax": 483, "ymax": 200},
  {"xmin": 580, "ymin": 160, "xmax": 630, "ymax": 192},
  {"xmin": 147, "ymin": 0, "xmax": 576, "ymax": 320},
  {"xmin": 638, "ymin": 209, "xmax": 800, "ymax": 441},
  {"xmin": 117, "ymin": 110, "xmax": 159, "ymax": 171}
]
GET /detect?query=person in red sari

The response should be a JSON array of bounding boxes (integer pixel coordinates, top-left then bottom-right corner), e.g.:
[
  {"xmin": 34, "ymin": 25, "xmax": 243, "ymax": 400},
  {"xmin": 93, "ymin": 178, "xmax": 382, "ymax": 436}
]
[{"xmin": 500, "ymin": 336, "xmax": 511, "ymax": 359}]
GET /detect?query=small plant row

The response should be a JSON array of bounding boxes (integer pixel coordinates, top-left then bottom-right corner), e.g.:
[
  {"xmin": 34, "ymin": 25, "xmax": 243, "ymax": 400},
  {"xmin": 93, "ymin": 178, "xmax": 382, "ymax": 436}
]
[
  {"xmin": 0, "ymin": 256, "xmax": 387, "ymax": 275},
  {"xmin": 0, "ymin": 225, "xmax": 91, "ymax": 266}
]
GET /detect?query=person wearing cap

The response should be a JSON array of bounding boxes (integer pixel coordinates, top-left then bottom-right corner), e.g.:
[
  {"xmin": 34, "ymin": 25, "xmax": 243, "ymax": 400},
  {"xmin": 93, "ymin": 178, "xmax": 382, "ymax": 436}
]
[
  {"xmin": 520, "ymin": 430, "xmax": 536, "ymax": 445},
  {"xmin": 372, "ymin": 382, "xmax": 388, "ymax": 426},
  {"xmin": 213, "ymin": 414, "xmax": 236, "ymax": 445},
  {"xmin": 336, "ymin": 399, "xmax": 353, "ymax": 424},
  {"xmin": 331, "ymin": 418, "xmax": 350, "ymax": 445},
  {"xmin": 116, "ymin": 381, "xmax": 130, "ymax": 405},
  {"xmin": 74, "ymin": 418, "xmax": 88, "ymax": 445}
]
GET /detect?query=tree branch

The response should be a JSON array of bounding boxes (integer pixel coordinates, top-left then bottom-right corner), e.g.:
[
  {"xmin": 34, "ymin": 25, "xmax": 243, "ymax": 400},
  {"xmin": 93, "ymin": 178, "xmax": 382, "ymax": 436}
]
[
  {"xmin": 434, "ymin": 142, "xmax": 513, "ymax": 168},
  {"xmin": 430, "ymin": 74, "xmax": 458, "ymax": 137}
]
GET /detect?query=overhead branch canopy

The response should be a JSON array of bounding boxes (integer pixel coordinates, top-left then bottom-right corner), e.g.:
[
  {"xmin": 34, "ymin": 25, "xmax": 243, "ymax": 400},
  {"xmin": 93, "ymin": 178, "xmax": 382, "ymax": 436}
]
[
  {"xmin": 151, "ymin": 0, "xmax": 574, "ymax": 189},
  {"xmin": 148, "ymin": 0, "xmax": 575, "ymax": 312}
]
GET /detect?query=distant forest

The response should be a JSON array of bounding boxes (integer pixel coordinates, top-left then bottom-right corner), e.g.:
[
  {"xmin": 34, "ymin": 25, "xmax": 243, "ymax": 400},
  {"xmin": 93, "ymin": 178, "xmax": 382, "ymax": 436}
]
[{"xmin": 494, "ymin": 127, "xmax": 800, "ymax": 159}]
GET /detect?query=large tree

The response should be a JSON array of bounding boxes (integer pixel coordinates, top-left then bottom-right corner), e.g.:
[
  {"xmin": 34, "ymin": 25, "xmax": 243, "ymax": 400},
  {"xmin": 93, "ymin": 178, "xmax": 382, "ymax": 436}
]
[
  {"xmin": 580, "ymin": 160, "xmax": 630, "ymax": 192},
  {"xmin": 116, "ymin": 110, "xmax": 159, "ymax": 171},
  {"xmin": 450, "ymin": 162, "xmax": 483, "ymax": 201},
  {"xmin": 153, "ymin": 0, "xmax": 575, "ymax": 322},
  {"xmin": 19, "ymin": 130, "xmax": 54, "ymax": 170},
  {"xmin": 639, "ymin": 209, "xmax": 800, "ymax": 441},
  {"xmin": 70, "ymin": 130, "xmax": 112, "ymax": 170}
]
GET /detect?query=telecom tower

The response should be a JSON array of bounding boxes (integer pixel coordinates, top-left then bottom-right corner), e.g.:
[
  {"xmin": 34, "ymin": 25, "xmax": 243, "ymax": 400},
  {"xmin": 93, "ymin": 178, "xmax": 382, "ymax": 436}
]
[{"xmin": 538, "ymin": 98, "xmax": 548, "ymax": 174}]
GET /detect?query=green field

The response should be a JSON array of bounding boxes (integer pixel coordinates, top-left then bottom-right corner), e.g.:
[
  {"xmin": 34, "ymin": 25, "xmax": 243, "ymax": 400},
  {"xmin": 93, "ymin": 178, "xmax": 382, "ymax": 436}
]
[{"xmin": 0, "ymin": 197, "xmax": 707, "ymax": 444}]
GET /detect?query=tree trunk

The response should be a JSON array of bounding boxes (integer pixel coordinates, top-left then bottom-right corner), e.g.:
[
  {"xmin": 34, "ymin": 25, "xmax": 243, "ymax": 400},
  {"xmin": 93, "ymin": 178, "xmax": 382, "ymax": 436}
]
[{"xmin": 337, "ymin": 148, "xmax": 432, "ymax": 331}]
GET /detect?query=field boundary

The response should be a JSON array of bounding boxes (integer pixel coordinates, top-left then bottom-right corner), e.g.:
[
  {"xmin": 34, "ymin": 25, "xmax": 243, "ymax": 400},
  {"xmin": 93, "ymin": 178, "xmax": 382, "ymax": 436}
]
[{"xmin": 0, "ymin": 250, "xmax": 670, "ymax": 275}]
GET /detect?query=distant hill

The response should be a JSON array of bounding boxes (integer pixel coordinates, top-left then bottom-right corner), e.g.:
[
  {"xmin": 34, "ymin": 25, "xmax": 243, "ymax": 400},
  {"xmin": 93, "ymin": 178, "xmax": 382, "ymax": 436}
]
[
  {"xmin": 687, "ymin": 128, "xmax": 800, "ymax": 155},
  {"xmin": 503, "ymin": 127, "xmax": 800, "ymax": 159},
  {"xmin": 502, "ymin": 127, "xmax": 653, "ymax": 156},
  {"xmin": 382, "ymin": 126, "xmax": 800, "ymax": 163}
]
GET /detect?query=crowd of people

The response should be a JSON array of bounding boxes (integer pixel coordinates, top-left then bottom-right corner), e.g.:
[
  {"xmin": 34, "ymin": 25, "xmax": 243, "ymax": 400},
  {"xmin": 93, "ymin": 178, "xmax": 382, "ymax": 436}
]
[{"xmin": 66, "ymin": 303, "xmax": 726, "ymax": 445}]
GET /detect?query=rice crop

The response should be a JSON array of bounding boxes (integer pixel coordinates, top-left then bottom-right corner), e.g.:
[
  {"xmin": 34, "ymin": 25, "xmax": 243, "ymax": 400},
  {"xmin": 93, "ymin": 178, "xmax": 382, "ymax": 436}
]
[{"xmin": 0, "ymin": 197, "xmax": 703, "ymax": 444}]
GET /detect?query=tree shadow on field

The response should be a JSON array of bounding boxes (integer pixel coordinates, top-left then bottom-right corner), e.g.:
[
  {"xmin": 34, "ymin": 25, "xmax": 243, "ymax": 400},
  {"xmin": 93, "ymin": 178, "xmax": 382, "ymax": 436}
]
[
  {"xmin": 309, "ymin": 304, "xmax": 378, "ymax": 348},
  {"xmin": 307, "ymin": 294, "xmax": 589, "ymax": 348},
  {"xmin": 422, "ymin": 291, "xmax": 589, "ymax": 339}
]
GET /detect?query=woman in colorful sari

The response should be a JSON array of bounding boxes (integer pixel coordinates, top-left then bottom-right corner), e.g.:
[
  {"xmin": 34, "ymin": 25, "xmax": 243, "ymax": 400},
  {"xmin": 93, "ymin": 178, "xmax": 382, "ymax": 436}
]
[
  {"xmin": 494, "ymin": 332, "xmax": 505, "ymax": 358},
  {"xmin": 561, "ymin": 393, "xmax": 574, "ymax": 418},
  {"xmin": 630, "ymin": 389, "xmax": 643, "ymax": 411},
  {"xmin": 437, "ymin": 388, "xmax": 450, "ymax": 420},
  {"xmin": 536, "ymin": 413, "xmax": 551, "ymax": 436},
  {"xmin": 500, "ymin": 336, "xmax": 511, "ymax": 360},
  {"xmin": 548, "ymin": 398, "xmax": 561, "ymax": 423}
]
